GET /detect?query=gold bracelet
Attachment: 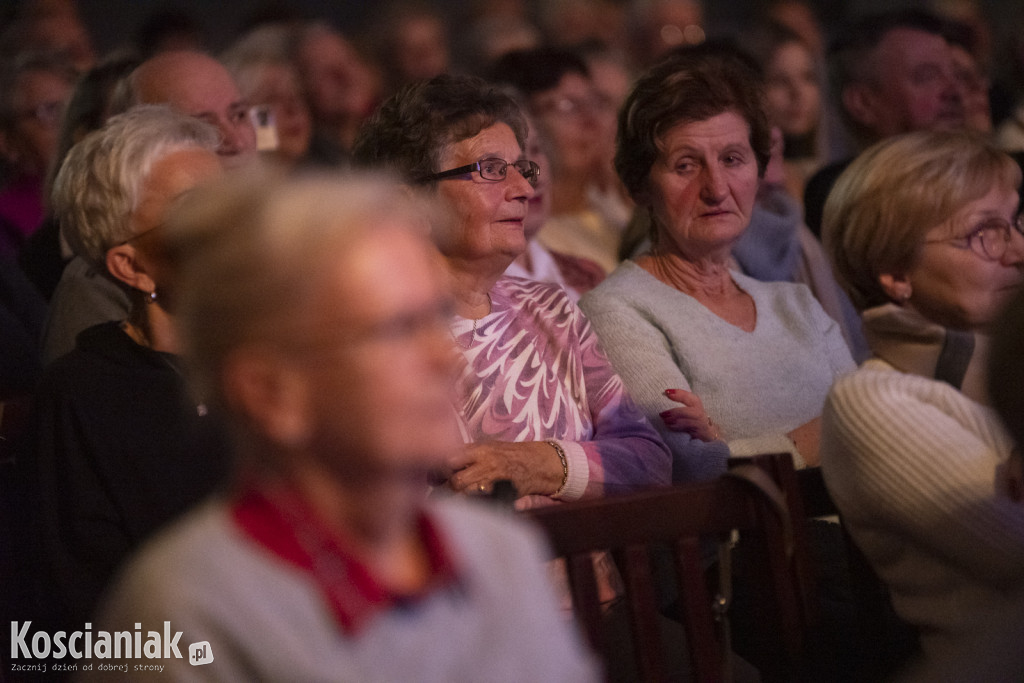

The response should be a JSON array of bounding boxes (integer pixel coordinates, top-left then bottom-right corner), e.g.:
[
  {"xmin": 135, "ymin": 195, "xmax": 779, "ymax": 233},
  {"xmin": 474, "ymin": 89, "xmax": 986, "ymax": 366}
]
[{"xmin": 545, "ymin": 439, "xmax": 569, "ymax": 497}]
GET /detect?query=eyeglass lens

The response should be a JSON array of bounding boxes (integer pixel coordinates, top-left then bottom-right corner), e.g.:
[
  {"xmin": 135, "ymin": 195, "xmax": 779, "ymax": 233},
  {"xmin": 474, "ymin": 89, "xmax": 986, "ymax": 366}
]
[{"xmin": 478, "ymin": 158, "xmax": 539, "ymax": 187}]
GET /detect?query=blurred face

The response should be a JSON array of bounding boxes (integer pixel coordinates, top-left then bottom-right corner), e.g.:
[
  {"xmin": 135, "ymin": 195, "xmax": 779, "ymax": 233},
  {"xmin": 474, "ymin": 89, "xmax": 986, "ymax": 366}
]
[
  {"xmin": 297, "ymin": 31, "xmax": 379, "ymax": 124},
  {"xmin": 530, "ymin": 72, "xmax": 605, "ymax": 177},
  {"xmin": 128, "ymin": 147, "xmax": 223, "ymax": 294},
  {"xmin": 644, "ymin": 111, "xmax": 760, "ymax": 258},
  {"xmin": 855, "ymin": 28, "xmax": 964, "ymax": 138},
  {"xmin": 300, "ymin": 227, "xmax": 460, "ymax": 479},
  {"xmin": 5, "ymin": 69, "xmax": 72, "ymax": 176},
  {"xmin": 523, "ymin": 124, "xmax": 552, "ymax": 240},
  {"xmin": 393, "ymin": 15, "xmax": 449, "ymax": 83},
  {"xmin": 902, "ymin": 186, "xmax": 1023, "ymax": 330},
  {"xmin": 137, "ymin": 53, "xmax": 258, "ymax": 168},
  {"xmin": 247, "ymin": 63, "xmax": 313, "ymax": 163},
  {"xmin": 30, "ymin": 13, "xmax": 96, "ymax": 73},
  {"xmin": 951, "ymin": 45, "xmax": 992, "ymax": 134},
  {"xmin": 765, "ymin": 40, "xmax": 821, "ymax": 138},
  {"xmin": 433, "ymin": 122, "xmax": 534, "ymax": 266}
]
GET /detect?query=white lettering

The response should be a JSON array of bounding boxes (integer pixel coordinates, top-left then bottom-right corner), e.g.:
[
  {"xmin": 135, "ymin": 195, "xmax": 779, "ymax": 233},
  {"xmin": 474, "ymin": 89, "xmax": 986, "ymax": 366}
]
[
  {"xmin": 53, "ymin": 631, "xmax": 67, "ymax": 658},
  {"xmin": 163, "ymin": 621, "xmax": 182, "ymax": 658},
  {"xmin": 11, "ymin": 621, "xmax": 31, "ymax": 658},
  {"xmin": 144, "ymin": 632, "xmax": 160, "ymax": 658},
  {"xmin": 31, "ymin": 631, "xmax": 50, "ymax": 658},
  {"xmin": 94, "ymin": 631, "xmax": 111, "ymax": 659}
]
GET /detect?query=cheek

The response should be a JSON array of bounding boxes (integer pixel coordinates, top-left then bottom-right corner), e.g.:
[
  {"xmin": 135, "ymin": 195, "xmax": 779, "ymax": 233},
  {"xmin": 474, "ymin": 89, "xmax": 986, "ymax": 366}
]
[
  {"xmin": 655, "ymin": 180, "xmax": 699, "ymax": 225},
  {"xmin": 733, "ymin": 173, "xmax": 761, "ymax": 212}
]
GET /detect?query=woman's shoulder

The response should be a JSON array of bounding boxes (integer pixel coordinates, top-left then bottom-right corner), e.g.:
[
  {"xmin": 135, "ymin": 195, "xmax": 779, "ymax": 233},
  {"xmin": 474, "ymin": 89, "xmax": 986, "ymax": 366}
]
[
  {"xmin": 38, "ymin": 322, "xmax": 172, "ymax": 392},
  {"xmin": 828, "ymin": 359, "xmax": 988, "ymax": 421},
  {"xmin": 580, "ymin": 261, "xmax": 667, "ymax": 313}
]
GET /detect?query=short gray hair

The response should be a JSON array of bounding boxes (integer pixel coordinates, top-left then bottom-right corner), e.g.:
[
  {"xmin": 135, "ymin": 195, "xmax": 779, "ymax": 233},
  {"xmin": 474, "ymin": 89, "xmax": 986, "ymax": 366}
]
[{"xmin": 51, "ymin": 104, "xmax": 219, "ymax": 269}]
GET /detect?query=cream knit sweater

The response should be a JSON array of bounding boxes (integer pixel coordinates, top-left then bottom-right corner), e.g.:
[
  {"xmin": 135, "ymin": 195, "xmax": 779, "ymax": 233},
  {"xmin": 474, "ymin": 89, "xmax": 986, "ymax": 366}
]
[{"xmin": 822, "ymin": 354, "xmax": 1024, "ymax": 667}]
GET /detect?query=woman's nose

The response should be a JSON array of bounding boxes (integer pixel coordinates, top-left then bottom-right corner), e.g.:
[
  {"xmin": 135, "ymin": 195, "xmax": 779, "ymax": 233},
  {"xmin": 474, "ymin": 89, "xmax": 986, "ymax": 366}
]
[
  {"xmin": 700, "ymin": 164, "xmax": 727, "ymax": 203},
  {"xmin": 505, "ymin": 167, "xmax": 535, "ymax": 200}
]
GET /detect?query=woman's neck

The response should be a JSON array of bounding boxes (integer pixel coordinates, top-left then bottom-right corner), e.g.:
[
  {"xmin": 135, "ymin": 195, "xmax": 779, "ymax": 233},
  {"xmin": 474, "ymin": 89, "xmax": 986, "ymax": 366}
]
[
  {"xmin": 443, "ymin": 259, "xmax": 500, "ymax": 319},
  {"xmin": 124, "ymin": 302, "xmax": 178, "ymax": 354},
  {"xmin": 285, "ymin": 462, "xmax": 431, "ymax": 592},
  {"xmin": 638, "ymin": 247, "xmax": 735, "ymax": 300},
  {"xmin": 638, "ymin": 247, "xmax": 756, "ymax": 332}
]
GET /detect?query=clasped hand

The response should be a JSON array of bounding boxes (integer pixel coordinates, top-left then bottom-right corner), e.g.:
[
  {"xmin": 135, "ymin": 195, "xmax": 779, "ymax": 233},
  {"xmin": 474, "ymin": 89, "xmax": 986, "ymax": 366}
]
[{"xmin": 446, "ymin": 440, "xmax": 564, "ymax": 497}]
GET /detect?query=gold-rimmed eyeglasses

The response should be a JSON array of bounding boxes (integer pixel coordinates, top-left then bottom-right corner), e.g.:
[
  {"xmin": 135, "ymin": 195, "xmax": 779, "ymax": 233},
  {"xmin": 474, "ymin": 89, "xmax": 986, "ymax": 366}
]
[{"xmin": 924, "ymin": 215, "xmax": 1024, "ymax": 261}]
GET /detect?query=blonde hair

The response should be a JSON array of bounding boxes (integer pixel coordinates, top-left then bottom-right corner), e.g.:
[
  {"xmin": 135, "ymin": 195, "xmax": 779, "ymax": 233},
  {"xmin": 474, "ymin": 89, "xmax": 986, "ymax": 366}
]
[
  {"xmin": 823, "ymin": 130, "xmax": 1020, "ymax": 311},
  {"xmin": 164, "ymin": 169, "xmax": 439, "ymax": 412}
]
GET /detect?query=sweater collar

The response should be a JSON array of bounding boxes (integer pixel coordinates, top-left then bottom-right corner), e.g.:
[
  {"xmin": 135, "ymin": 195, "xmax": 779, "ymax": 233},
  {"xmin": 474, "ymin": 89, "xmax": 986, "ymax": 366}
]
[
  {"xmin": 231, "ymin": 484, "xmax": 462, "ymax": 635},
  {"xmin": 862, "ymin": 304, "xmax": 991, "ymax": 405}
]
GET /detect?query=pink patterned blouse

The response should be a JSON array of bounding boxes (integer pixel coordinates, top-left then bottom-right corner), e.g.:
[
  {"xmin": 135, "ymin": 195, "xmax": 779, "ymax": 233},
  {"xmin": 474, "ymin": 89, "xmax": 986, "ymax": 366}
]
[{"xmin": 452, "ymin": 276, "xmax": 671, "ymax": 509}]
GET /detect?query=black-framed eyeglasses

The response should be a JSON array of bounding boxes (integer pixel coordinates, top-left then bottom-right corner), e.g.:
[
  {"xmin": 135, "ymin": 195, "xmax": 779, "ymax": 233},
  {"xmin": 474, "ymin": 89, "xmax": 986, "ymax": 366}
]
[
  {"xmin": 924, "ymin": 215, "xmax": 1024, "ymax": 261},
  {"xmin": 418, "ymin": 158, "xmax": 540, "ymax": 188}
]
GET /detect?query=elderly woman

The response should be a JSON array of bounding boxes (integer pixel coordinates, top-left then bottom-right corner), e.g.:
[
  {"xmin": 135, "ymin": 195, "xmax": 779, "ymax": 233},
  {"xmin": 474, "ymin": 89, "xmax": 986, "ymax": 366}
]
[
  {"xmin": 820, "ymin": 130, "xmax": 1024, "ymax": 675},
  {"xmin": 352, "ymin": 74, "xmax": 669, "ymax": 507},
  {"xmin": 580, "ymin": 49, "xmax": 854, "ymax": 480},
  {"xmin": 26, "ymin": 105, "xmax": 229, "ymax": 630},
  {"xmin": 90, "ymin": 172, "xmax": 599, "ymax": 681}
]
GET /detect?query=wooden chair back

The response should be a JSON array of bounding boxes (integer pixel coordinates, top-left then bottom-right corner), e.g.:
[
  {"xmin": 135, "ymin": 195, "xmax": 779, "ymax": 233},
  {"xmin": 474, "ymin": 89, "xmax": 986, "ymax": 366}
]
[{"xmin": 525, "ymin": 453, "xmax": 815, "ymax": 682}]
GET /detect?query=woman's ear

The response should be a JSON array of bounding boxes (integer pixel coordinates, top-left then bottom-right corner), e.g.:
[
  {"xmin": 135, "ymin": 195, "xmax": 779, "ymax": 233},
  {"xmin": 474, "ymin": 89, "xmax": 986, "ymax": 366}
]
[
  {"xmin": 879, "ymin": 272, "xmax": 912, "ymax": 304},
  {"xmin": 106, "ymin": 244, "xmax": 156, "ymax": 293},
  {"xmin": 842, "ymin": 83, "xmax": 881, "ymax": 132},
  {"xmin": 223, "ymin": 347, "xmax": 312, "ymax": 450}
]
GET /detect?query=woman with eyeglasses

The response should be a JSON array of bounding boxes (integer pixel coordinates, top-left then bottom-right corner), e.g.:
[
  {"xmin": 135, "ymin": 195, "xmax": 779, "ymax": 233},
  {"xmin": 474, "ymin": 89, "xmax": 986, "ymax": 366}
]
[
  {"xmin": 353, "ymin": 74, "xmax": 669, "ymax": 509},
  {"xmin": 820, "ymin": 129, "xmax": 1024, "ymax": 675}
]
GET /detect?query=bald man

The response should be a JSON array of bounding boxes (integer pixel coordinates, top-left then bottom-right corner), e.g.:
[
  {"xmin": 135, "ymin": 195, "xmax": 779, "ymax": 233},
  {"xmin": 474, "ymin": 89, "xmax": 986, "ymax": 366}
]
[{"xmin": 121, "ymin": 50, "xmax": 257, "ymax": 168}]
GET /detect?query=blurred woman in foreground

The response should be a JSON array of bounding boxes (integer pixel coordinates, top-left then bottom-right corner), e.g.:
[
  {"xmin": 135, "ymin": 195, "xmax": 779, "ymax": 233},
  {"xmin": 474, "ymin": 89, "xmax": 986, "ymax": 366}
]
[{"xmin": 90, "ymin": 172, "xmax": 599, "ymax": 682}]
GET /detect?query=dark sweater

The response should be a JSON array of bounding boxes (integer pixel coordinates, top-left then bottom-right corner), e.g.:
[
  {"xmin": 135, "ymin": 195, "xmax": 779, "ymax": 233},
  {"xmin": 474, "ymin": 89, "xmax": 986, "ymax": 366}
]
[{"xmin": 20, "ymin": 321, "xmax": 231, "ymax": 630}]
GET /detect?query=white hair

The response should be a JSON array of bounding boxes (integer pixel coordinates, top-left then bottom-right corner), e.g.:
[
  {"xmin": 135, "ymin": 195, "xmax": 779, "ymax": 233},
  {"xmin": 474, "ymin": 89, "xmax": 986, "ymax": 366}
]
[{"xmin": 51, "ymin": 104, "xmax": 219, "ymax": 269}]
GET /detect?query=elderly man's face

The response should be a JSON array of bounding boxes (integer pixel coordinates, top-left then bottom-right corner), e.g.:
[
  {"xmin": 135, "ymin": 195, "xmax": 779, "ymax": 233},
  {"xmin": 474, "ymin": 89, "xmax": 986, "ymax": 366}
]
[
  {"xmin": 136, "ymin": 52, "xmax": 257, "ymax": 169},
  {"xmin": 295, "ymin": 225, "xmax": 460, "ymax": 480},
  {"xmin": 849, "ymin": 28, "xmax": 964, "ymax": 139}
]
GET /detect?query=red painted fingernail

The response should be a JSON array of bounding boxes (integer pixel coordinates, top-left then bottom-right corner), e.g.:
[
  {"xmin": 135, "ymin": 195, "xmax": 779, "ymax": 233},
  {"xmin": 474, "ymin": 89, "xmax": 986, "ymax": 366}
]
[{"xmin": 665, "ymin": 389, "xmax": 675, "ymax": 396}]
